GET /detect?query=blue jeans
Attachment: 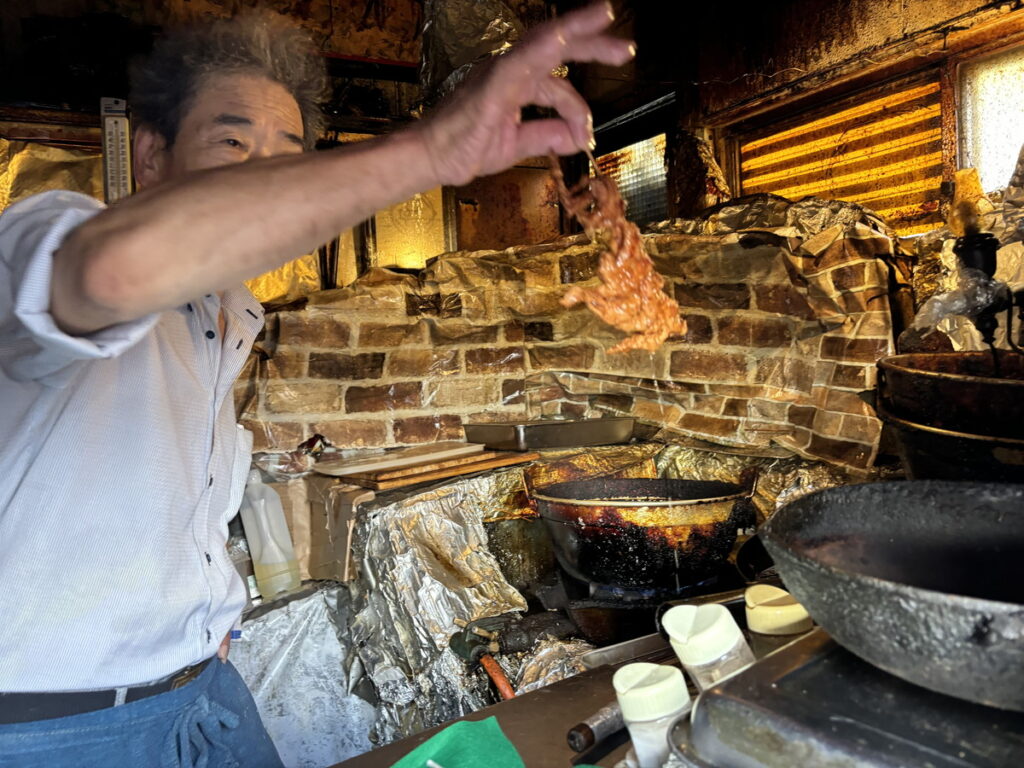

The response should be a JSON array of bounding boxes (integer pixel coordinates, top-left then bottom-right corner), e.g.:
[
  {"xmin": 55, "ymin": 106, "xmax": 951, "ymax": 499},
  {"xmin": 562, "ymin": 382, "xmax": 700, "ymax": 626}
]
[{"xmin": 0, "ymin": 660, "xmax": 283, "ymax": 768}]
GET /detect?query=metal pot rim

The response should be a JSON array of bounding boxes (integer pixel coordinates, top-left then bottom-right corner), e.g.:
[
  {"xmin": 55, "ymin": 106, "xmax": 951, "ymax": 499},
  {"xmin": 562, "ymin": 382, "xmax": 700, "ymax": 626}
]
[
  {"xmin": 531, "ymin": 490, "xmax": 746, "ymax": 508},
  {"xmin": 877, "ymin": 401, "xmax": 1024, "ymax": 445},
  {"xmin": 879, "ymin": 353, "xmax": 1024, "ymax": 388}
]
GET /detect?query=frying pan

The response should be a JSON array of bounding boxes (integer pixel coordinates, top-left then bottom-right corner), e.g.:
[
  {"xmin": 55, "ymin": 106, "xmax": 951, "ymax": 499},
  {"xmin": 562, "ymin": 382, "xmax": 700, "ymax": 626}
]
[{"xmin": 760, "ymin": 480, "xmax": 1024, "ymax": 711}]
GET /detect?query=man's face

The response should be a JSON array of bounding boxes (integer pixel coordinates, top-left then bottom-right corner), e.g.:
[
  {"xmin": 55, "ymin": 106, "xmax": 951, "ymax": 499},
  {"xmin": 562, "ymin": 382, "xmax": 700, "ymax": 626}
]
[{"xmin": 135, "ymin": 71, "xmax": 305, "ymax": 187}]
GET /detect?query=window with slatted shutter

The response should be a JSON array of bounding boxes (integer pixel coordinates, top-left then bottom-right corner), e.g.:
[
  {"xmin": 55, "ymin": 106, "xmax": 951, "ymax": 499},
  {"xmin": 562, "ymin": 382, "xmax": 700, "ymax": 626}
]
[
  {"xmin": 595, "ymin": 133, "xmax": 668, "ymax": 226},
  {"xmin": 739, "ymin": 80, "xmax": 944, "ymax": 236}
]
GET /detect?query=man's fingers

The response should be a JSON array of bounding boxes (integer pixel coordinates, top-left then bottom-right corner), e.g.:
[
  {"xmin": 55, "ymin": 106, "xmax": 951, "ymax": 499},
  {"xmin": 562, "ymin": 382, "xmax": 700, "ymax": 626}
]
[
  {"xmin": 532, "ymin": 76, "xmax": 594, "ymax": 150},
  {"xmin": 561, "ymin": 36, "xmax": 636, "ymax": 67},
  {"xmin": 555, "ymin": 1, "xmax": 617, "ymax": 38},
  {"xmin": 515, "ymin": 118, "xmax": 580, "ymax": 160},
  {"xmin": 218, "ymin": 632, "xmax": 231, "ymax": 662},
  {"xmin": 517, "ymin": 35, "xmax": 635, "ymax": 79},
  {"xmin": 516, "ymin": 2, "xmax": 633, "ymax": 70}
]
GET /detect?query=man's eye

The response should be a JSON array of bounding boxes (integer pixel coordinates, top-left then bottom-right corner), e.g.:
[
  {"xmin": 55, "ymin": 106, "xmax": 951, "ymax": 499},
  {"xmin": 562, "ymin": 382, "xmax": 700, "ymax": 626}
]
[{"xmin": 224, "ymin": 138, "xmax": 244, "ymax": 149}]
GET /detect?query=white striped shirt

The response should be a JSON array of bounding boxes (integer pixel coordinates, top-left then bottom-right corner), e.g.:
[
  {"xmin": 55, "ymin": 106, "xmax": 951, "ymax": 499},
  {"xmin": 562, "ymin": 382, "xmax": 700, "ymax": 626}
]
[{"xmin": 0, "ymin": 191, "xmax": 262, "ymax": 691}]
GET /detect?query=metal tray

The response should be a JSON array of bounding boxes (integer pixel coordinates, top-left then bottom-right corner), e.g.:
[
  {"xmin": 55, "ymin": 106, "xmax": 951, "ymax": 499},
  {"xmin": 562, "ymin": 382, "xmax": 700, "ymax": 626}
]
[
  {"xmin": 684, "ymin": 629, "xmax": 1024, "ymax": 768},
  {"xmin": 462, "ymin": 418, "xmax": 635, "ymax": 451}
]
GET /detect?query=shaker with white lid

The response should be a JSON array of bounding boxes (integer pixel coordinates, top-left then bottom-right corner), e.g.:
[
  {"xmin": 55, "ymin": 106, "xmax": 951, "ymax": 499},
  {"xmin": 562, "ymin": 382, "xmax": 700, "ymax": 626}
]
[
  {"xmin": 744, "ymin": 584, "xmax": 813, "ymax": 635},
  {"xmin": 661, "ymin": 604, "xmax": 755, "ymax": 692},
  {"xmin": 613, "ymin": 662, "xmax": 691, "ymax": 768}
]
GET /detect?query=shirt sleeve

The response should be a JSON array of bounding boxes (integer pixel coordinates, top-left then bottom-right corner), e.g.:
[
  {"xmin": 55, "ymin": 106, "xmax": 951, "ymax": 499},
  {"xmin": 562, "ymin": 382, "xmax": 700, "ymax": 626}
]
[{"xmin": 0, "ymin": 190, "xmax": 159, "ymax": 385}]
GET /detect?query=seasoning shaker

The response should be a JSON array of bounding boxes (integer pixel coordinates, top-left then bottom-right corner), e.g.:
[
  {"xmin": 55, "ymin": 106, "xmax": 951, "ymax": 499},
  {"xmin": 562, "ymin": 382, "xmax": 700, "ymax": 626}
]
[
  {"xmin": 612, "ymin": 662, "xmax": 691, "ymax": 768},
  {"xmin": 662, "ymin": 604, "xmax": 755, "ymax": 692},
  {"xmin": 744, "ymin": 584, "xmax": 813, "ymax": 634},
  {"xmin": 744, "ymin": 584, "xmax": 814, "ymax": 657}
]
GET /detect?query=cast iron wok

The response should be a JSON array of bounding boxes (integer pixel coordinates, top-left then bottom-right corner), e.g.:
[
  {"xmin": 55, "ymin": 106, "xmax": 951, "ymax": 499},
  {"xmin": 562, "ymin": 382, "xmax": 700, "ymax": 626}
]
[{"xmin": 760, "ymin": 480, "xmax": 1024, "ymax": 711}]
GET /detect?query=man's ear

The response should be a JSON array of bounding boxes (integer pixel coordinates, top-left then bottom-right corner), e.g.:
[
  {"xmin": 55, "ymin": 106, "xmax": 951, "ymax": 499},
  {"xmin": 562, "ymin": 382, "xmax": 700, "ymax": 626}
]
[{"xmin": 132, "ymin": 125, "xmax": 169, "ymax": 190}]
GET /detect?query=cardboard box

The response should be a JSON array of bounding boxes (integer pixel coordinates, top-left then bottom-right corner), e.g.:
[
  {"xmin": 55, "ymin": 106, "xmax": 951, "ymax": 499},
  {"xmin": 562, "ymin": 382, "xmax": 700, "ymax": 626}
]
[{"xmin": 272, "ymin": 475, "xmax": 373, "ymax": 583}]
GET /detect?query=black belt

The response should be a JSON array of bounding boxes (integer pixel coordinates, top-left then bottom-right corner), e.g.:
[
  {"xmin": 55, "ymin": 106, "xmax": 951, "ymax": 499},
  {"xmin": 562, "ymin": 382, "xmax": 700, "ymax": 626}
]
[{"xmin": 0, "ymin": 658, "xmax": 213, "ymax": 724}]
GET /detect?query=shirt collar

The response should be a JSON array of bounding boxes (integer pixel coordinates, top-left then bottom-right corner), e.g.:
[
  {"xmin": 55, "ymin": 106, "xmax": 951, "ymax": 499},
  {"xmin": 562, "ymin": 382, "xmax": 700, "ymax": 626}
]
[
  {"xmin": 178, "ymin": 287, "xmax": 264, "ymax": 336},
  {"xmin": 220, "ymin": 285, "xmax": 265, "ymax": 336}
]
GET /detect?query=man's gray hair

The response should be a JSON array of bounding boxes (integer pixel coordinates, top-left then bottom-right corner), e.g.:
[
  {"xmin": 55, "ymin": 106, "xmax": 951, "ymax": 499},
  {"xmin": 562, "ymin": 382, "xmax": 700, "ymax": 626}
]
[{"xmin": 130, "ymin": 10, "xmax": 327, "ymax": 149}]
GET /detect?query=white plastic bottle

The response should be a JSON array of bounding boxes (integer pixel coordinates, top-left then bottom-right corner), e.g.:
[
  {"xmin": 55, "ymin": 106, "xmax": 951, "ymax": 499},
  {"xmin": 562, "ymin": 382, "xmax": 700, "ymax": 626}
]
[
  {"xmin": 238, "ymin": 469, "xmax": 300, "ymax": 600},
  {"xmin": 662, "ymin": 604, "xmax": 755, "ymax": 692},
  {"xmin": 613, "ymin": 663, "xmax": 691, "ymax": 768}
]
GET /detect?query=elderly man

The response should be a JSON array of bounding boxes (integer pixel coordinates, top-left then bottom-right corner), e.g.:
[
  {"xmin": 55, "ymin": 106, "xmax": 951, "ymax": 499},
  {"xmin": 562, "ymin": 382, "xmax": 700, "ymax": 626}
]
[{"xmin": 0, "ymin": 4, "xmax": 632, "ymax": 766}]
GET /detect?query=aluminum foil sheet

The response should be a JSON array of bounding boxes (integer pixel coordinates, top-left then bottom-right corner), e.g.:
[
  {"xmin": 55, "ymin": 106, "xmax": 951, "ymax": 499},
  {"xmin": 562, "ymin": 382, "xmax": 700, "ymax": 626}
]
[
  {"xmin": 0, "ymin": 137, "xmax": 102, "ymax": 208},
  {"xmin": 514, "ymin": 637, "xmax": 594, "ymax": 695},
  {"xmin": 244, "ymin": 252, "xmax": 321, "ymax": 306},
  {"xmin": 420, "ymin": 0, "xmax": 523, "ymax": 105},
  {"xmin": 230, "ymin": 586, "xmax": 377, "ymax": 768},
  {"xmin": 666, "ymin": 129, "xmax": 731, "ymax": 218},
  {"xmin": 524, "ymin": 444, "xmax": 662, "ymax": 492},
  {"xmin": 905, "ymin": 144, "xmax": 1024, "ymax": 349},
  {"xmin": 349, "ymin": 469, "xmax": 529, "ymax": 743},
  {"xmin": 987, "ymin": 142, "xmax": 1024, "ymax": 245},
  {"xmin": 654, "ymin": 442, "xmax": 855, "ymax": 520},
  {"xmin": 650, "ymin": 193, "xmax": 891, "ymax": 241},
  {"xmin": 905, "ymin": 226, "xmax": 1024, "ymax": 352}
]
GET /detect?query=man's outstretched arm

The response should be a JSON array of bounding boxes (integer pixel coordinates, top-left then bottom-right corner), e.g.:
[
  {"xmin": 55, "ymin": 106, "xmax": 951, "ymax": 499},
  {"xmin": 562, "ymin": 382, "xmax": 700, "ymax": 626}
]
[{"xmin": 50, "ymin": 3, "xmax": 634, "ymax": 335}]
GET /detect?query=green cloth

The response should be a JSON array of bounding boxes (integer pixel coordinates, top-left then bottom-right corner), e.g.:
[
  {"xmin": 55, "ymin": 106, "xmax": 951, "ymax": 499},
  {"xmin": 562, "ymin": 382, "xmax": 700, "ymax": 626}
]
[
  {"xmin": 388, "ymin": 716, "xmax": 602, "ymax": 768},
  {"xmin": 389, "ymin": 718, "xmax": 523, "ymax": 768}
]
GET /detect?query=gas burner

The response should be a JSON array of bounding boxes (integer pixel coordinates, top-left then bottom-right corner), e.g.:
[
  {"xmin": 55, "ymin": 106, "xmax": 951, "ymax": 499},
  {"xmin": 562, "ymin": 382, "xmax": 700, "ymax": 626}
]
[
  {"xmin": 585, "ymin": 572, "xmax": 721, "ymax": 603},
  {"xmin": 551, "ymin": 562, "xmax": 750, "ymax": 646}
]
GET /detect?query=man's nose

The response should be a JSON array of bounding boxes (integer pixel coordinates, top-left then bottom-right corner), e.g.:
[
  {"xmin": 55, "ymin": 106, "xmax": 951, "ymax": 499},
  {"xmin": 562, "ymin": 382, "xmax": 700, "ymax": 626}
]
[{"xmin": 249, "ymin": 143, "xmax": 275, "ymax": 160}]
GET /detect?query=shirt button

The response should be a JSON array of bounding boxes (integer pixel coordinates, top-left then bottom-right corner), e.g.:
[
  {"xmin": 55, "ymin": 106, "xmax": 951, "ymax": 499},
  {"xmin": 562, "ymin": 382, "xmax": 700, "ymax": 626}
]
[
  {"xmin": 205, "ymin": 552, "xmax": 212, "ymax": 564},
  {"xmin": 205, "ymin": 330, "xmax": 216, "ymax": 339}
]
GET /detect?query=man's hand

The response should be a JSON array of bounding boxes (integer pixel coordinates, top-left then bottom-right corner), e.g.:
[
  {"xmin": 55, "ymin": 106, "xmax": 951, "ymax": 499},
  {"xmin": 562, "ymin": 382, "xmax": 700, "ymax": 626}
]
[
  {"xmin": 418, "ymin": 2, "xmax": 635, "ymax": 187},
  {"xmin": 45, "ymin": 3, "xmax": 634, "ymax": 335},
  {"xmin": 218, "ymin": 630, "xmax": 231, "ymax": 663}
]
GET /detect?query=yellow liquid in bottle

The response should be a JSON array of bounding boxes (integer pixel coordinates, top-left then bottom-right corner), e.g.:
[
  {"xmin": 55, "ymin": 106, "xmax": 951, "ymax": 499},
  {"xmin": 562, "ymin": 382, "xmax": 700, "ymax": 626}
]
[{"xmin": 252, "ymin": 558, "xmax": 300, "ymax": 600}]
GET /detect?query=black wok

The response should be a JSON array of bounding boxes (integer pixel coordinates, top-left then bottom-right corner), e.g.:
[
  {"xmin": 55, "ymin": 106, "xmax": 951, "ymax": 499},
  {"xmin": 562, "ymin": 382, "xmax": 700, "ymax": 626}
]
[{"xmin": 760, "ymin": 480, "xmax": 1024, "ymax": 711}]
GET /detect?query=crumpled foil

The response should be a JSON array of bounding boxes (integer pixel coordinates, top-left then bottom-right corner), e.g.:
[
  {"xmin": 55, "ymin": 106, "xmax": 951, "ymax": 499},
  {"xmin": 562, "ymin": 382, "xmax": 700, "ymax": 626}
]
[
  {"xmin": 245, "ymin": 251, "xmax": 321, "ymax": 307},
  {"xmin": 420, "ymin": 0, "xmax": 523, "ymax": 105},
  {"xmin": 348, "ymin": 468, "xmax": 529, "ymax": 743},
  {"xmin": 902, "ymin": 147, "xmax": 1024, "ymax": 352},
  {"xmin": 230, "ymin": 586, "xmax": 377, "ymax": 768},
  {"xmin": 904, "ymin": 231, "xmax": 954, "ymax": 310},
  {"xmin": 514, "ymin": 637, "xmax": 594, "ymax": 695},
  {"xmin": 0, "ymin": 137, "xmax": 102, "ymax": 208},
  {"xmin": 666, "ymin": 129, "xmax": 731, "ymax": 218},
  {"xmin": 911, "ymin": 267, "xmax": 1000, "ymax": 333},
  {"xmin": 650, "ymin": 192, "xmax": 892, "ymax": 242},
  {"xmin": 982, "ymin": 142, "xmax": 1024, "ymax": 245},
  {"xmin": 524, "ymin": 444, "xmax": 662, "ymax": 492},
  {"xmin": 655, "ymin": 442, "xmax": 855, "ymax": 520}
]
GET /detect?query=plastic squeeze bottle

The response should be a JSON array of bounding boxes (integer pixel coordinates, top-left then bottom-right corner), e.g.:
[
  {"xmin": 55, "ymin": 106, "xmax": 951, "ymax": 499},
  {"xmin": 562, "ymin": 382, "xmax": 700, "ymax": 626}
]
[
  {"xmin": 613, "ymin": 663, "xmax": 691, "ymax": 768},
  {"xmin": 238, "ymin": 470, "xmax": 300, "ymax": 600},
  {"xmin": 662, "ymin": 604, "xmax": 755, "ymax": 692}
]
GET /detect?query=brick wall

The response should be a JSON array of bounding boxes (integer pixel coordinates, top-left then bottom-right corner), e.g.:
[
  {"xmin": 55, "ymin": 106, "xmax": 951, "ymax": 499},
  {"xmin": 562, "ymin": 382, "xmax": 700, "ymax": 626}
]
[{"xmin": 237, "ymin": 206, "xmax": 895, "ymax": 473}]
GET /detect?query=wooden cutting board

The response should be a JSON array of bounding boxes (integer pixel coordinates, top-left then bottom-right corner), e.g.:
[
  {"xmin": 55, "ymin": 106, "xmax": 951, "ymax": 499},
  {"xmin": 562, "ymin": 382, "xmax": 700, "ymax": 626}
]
[
  {"xmin": 338, "ymin": 451, "xmax": 504, "ymax": 483},
  {"xmin": 314, "ymin": 441, "xmax": 484, "ymax": 477},
  {"xmin": 347, "ymin": 451, "xmax": 541, "ymax": 491}
]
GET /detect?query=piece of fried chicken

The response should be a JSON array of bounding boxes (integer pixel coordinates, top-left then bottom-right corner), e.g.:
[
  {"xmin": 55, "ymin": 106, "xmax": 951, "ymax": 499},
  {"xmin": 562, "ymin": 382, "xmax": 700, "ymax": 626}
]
[{"xmin": 553, "ymin": 161, "xmax": 686, "ymax": 353}]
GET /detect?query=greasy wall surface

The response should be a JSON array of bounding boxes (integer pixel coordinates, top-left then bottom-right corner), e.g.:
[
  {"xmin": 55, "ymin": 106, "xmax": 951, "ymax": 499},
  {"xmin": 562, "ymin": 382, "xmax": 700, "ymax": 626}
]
[{"xmin": 695, "ymin": 0, "xmax": 997, "ymax": 119}]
